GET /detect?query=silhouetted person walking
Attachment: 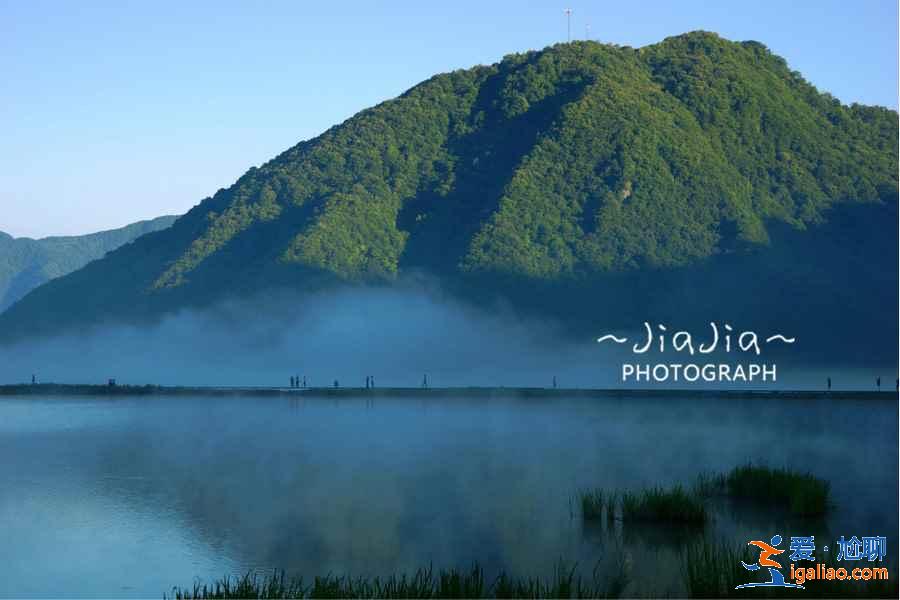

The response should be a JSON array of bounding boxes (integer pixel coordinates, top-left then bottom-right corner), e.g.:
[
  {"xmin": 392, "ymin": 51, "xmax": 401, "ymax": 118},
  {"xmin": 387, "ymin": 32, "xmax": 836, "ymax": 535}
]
[
  {"xmin": 334, "ymin": 379, "xmax": 339, "ymax": 388},
  {"xmin": 876, "ymin": 376, "xmax": 881, "ymax": 391},
  {"xmin": 422, "ymin": 374, "xmax": 428, "ymax": 389},
  {"xmin": 366, "ymin": 376, "xmax": 370, "ymax": 389},
  {"xmin": 370, "ymin": 376, "xmax": 374, "ymax": 389},
  {"xmin": 302, "ymin": 376, "xmax": 307, "ymax": 388},
  {"xmin": 31, "ymin": 374, "xmax": 35, "ymax": 385},
  {"xmin": 553, "ymin": 376, "xmax": 557, "ymax": 389},
  {"xmin": 290, "ymin": 376, "xmax": 295, "ymax": 388},
  {"xmin": 827, "ymin": 377, "xmax": 831, "ymax": 391}
]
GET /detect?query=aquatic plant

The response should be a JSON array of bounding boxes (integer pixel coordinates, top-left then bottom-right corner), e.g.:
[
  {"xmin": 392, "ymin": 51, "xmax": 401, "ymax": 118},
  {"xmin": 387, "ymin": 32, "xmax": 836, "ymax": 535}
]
[
  {"xmin": 579, "ymin": 489, "xmax": 625, "ymax": 524},
  {"xmin": 493, "ymin": 563, "xmax": 580, "ymax": 599},
  {"xmin": 691, "ymin": 472, "xmax": 727, "ymax": 497},
  {"xmin": 683, "ymin": 540, "xmax": 752, "ymax": 598},
  {"xmin": 619, "ymin": 485, "xmax": 707, "ymax": 525},
  {"xmin": 725, "ymin": 463, "xmax": 830, "ymax": 516},
  {"xmin": 579, "ymin": 489, "xmax": 605, "ymax": 520},
  {"xmin": 167, "ymin": 561, "xmax": 630, "ymax": 599},
  {"xmin": 605, "ymin": 492, "xmax": 618, "ymax": 523},
  {"xmin": 168, "ymin": 570, "xmax": 305, "ymax": 599}
]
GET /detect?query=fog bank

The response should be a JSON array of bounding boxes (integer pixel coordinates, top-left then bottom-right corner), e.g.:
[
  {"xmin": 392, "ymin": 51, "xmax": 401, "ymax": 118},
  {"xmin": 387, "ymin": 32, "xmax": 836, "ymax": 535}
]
[{"xmin": 0, "ymin": 286, "xmax": 623, "ymax": 389}]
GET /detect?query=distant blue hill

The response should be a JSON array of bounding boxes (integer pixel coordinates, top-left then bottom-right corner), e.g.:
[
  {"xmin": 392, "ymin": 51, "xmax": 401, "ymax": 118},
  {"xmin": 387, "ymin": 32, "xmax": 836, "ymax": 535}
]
[{"xmin": 0, "ymin": 215, "xmax": 177, "ymax": 313}]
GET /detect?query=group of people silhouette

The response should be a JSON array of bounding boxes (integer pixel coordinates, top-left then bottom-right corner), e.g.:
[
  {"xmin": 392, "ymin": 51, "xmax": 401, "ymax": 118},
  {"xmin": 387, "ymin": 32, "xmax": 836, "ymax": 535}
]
[{"xmin": 282, "ymin": 375, "xmax": 895, "ymax": 392}]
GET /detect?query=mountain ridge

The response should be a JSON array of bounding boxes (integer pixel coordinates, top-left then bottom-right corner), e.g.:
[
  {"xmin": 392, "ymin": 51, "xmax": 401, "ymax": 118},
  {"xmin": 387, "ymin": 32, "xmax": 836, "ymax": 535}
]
[{"xmin": 0, "ymin": 31, "xmax": 896, "ymax": 356}]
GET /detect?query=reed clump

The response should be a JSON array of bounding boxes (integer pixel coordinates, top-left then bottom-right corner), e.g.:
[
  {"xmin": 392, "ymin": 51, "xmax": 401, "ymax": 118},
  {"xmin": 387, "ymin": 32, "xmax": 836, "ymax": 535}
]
[
  {"xmin": 725, "ymin": 464, "xmax": 830, "ymax": 516},
  {"xmin": 578, "ymin": 489, "xmax": 620, "ymax": 523},
  {"xmin": 579, "ymin": 489, "xmax": 605, "ymax": 520},
  {"xmin": 581, "ymin": 485, "xmax": 706, "ymax": 525},
  {"xmin": 619, "ymin": 485, "xmax": 707, "ymax": 525},
  {"xmin": 691, "ymin": 472, "xmax": 727, "ymax": 497}
]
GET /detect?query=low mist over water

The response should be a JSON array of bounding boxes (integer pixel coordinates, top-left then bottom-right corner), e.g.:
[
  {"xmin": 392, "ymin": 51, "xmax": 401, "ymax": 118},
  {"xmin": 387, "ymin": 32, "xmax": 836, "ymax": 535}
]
[
  {"xmin": 0, "ymin": 286, "xmax": 611, "ymax": 388},
  {"xmin": 0, "ymin": 286, "xmax": 893, "ymax": 391}
]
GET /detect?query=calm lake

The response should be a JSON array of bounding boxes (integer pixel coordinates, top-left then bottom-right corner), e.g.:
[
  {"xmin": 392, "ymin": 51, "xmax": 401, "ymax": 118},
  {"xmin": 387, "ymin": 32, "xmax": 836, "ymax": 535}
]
[{"xmin": 1, "ymin": 393, "xmax": 896, "ymax": 597}]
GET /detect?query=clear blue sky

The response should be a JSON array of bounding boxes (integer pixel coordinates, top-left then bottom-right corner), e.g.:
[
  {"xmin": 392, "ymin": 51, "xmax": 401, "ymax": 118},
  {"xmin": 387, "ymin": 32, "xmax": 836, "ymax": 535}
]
[{"xmin": 1, "ymin": 0, "xmax": 897, "ymax": 238}]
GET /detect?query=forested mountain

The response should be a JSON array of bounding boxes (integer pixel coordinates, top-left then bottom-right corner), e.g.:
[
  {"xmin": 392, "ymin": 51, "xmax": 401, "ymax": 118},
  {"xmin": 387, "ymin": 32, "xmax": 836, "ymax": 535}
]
[
  {"xmin": 1, "ymin": 32, "xmax": 896, "ymax": 361},
  {"xmin": 0, "ymin": 216, "xmax": 176, "ymax": 313}
]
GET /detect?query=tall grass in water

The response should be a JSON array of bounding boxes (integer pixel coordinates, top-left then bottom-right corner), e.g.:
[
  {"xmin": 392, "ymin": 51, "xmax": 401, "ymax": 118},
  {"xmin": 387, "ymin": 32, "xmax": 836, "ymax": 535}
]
[
  {"xmin": 168, "ymin": 567, "xmax": 475, "ymax": 599},
  {"xmin": 726, "ymin": 464, "xmax": 829, "ymax": 516},
  {"xmin": 683, "ymin": 540, "xmax": 753, "ymax": 598},
  {"xmin": 169, "ymin": 570, "xmax": 304, "ymax": 599},
  {"xmin": 620, "ymin": 485, "xmax": 707, "ymax": 525},
  {"xmin": 579, "ymin": 489, "xmax": 605, "ymax": 520},
  {"xmin": 580, "ymin": 487, "xmax": 706, "ymax": 525},
  {"xmin": 578, "ymin": 489, "xmax": 617, "ymax": 523},
  {"xmin": 168, "ymin": 562, "xmax": 630, "ymax": 599},
  {"xmin": 493, "ymin": 561, "xmax": 625, "ymax": 599},
  {"xmin": 691, "ymin": 472, "xmax": 726, "ymax": 497},
  {"xmin": 605, "ymin": 492, "xmax": 617, "ymax": 523}
]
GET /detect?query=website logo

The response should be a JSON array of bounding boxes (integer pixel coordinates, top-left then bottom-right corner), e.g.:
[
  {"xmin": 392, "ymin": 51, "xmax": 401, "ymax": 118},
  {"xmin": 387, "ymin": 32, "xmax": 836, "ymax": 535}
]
[
  {"xmin": 735, "ymin": 534, "xmax": 889, "ymax": 590},
  {"xmin": 735, "ymin": 534, "xmax": 804, "ymax": 589}
]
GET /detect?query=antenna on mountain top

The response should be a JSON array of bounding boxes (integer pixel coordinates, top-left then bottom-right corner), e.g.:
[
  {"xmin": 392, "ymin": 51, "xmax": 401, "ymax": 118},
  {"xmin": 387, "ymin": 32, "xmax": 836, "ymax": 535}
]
[{"xmin": 564, "ymin": 8, "xmax": 572, "ymax": 42}]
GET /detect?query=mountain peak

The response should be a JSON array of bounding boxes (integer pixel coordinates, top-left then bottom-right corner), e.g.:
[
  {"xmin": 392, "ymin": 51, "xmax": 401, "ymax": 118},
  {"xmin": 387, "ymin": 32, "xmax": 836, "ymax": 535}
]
[{"xmin": 0, "ymin": 33, "xmax": 895, "ymax": 343}]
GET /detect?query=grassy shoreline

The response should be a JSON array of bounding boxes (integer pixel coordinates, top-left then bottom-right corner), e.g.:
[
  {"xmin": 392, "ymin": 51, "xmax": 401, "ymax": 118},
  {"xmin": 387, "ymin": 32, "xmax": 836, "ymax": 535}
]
[{"xmin": 166, "ymin": 562, "xmax": 629, "ymax": 600}]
